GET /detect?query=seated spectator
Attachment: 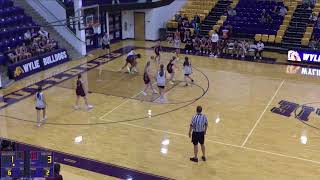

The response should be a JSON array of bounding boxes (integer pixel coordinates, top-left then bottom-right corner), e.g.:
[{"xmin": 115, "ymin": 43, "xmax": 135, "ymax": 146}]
[
  {"xmin": 184, "ymin": 29, "xmax": 191, "ymax": 42},
  {"xmin": 278, "ymin": 6, "xmax": 287, "ymax": 16},
  {"xmin": 303, "ymin": 0, "xmax": 315, "ymax": 9},
  {"xmin": 31, "ymin": 28, "xmax": 39, "ymax": 39},
  {"xmin": 239, "ymin": 40, "xmax": 249, "ymax": 58},
  {"xmin": 24, "ymin": 30, "xmax": 32, "ymax": 44},
  {"xmin": 6, "ymin": 48, "xmax": 18, "ymax": 63},
  {"xmin": 309, "ymin": 12, "xmax": 317, "ymax": 25},
  {"xmin": 254, "ymin": 40, "xmax": 264, "ymax": 60},
  {"xmin": 39, "ymin": 27, "xmax": 49, "ymax": 39},
  {"xmin": 193, "ymin": 36, "xmax": 200, "ymax": 54},
  {"xmin": 185, "ymin": 36, "xmax": 193, "ymax": 54},
  {"xmin": 175, "ymin": 13, "xmax": 182, "ymax": 23},
  {"xmin": 112, "ymin": 0, "xmax": 120, "ymax": 4},
  {"xmin": 15, "ymin": 46, "xmax": 23, "ymax": 61},
  {"xmin": 31, "ymin": 40, "xmax": 45, "ymax": 55},
  {"xmin": 182, "ymin": 14, "xmax": 188, "ymax": 22},
  {"xmin": 194, "ymin": 23, "xmax": 200, "ymax": 36},
  {"xmin": 48, "ymin": 39, "xmax": 58, "ymax": 50},
  {"xmin": 205, "ymin": 37, "xmax": 212, "ymax": 55},
  {"xmin": 194, "ymin": 13, "xmax": 201, "ymax": 24},
  {"xmin": 20, "ymin": 43, "xmax": 32, "ymax": 59},
  {"xmin": 199, "ymin": 36, "xmax": 207, "ymax": 55},
  {"xmin": 227, "ymin": 6, "xmax": 237, "ymax": 17},
  {"xmin": 232, "ymin": 40, "xmax": 240, "ymax": 57}
]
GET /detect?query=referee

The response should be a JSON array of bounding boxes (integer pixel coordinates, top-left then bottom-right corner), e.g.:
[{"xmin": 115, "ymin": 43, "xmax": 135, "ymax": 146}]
[{"xmin": 188, "ymin": 106, "xmax": 208, "ymax": 162}]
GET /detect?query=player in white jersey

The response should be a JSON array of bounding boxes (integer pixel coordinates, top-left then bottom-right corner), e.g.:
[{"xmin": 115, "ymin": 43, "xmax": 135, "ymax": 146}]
[
  {"xmin": 35, "ymin": 86, "xmax": 47, "ymax": 127},
  {"xmin": 120, "ymin": 48, "xmax": 141, "ymax": 73},
  {"xmin": 183, "ymin": 57, "xmax": 194, "ymax": 86},
  {"xmin": 156, "ymin": 64, "xmax": 166, "ymax": 101}
]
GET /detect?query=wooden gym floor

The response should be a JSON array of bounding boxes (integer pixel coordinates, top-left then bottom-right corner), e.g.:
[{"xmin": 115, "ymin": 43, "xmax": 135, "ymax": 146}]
[{"xmin": 1, "ymin": 40, "xmax": 320, "ymax": 179}]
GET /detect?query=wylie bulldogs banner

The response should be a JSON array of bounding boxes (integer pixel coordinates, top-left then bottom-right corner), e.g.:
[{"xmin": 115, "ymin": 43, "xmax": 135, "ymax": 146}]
[
  {"xmin": 288, "ymin": 49, "xmax": 320, "ymax": 64},
  {"xmin": 8, "ymin": 49, "xmax": 69, "ymax": 80}
]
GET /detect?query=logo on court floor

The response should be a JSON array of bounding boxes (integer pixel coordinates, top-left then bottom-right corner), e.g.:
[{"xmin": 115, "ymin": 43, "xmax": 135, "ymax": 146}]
[{"xmin": 271, "ymin": 100, "xmax": 320, "ymax": 128}]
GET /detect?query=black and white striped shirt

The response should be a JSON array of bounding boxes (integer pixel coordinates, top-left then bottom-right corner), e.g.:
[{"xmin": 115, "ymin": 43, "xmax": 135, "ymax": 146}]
[{"xmin": 191, "ymin": 114, "xmax": 208, "ymax": 132}]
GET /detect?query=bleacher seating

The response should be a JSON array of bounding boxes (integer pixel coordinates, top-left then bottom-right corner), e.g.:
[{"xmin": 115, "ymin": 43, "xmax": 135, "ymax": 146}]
[
  {"xmin": 310, "ymin": 4, "xmax": 320, "ymax": 43},
  {"xmin": 167, "ymin": 0, "xmax": 216, "ymax": 30},
  {"xmin": 0, "ymin": 0, "xmax": 63, "ymax": 67},
  {"xmin": 82, "ymin": 0, "xmax": 139, "ymax": 6},
  {"xmin": 0, "ymin": 0, "xmax": 37, "ymax": 53},
  {"xmin": 224, "ymin": 0, "xmax": 285, "ymax": 38}
]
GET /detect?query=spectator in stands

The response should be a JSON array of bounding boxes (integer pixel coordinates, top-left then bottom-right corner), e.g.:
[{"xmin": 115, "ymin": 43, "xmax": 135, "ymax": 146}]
[
  {"xmin": 309, "ymin": 12, "xmax": 317, "ymax": 25},
  {"xmin": 20, "ymin": 43, "xmax": 32, "ymax": 59},
  {"xmin": 182, "ymin": 14, "xmax": 189, "ymax": 22},
  {"xmin": 185, "ymin": 36, "xmax": 193, "ymax": 54},
  {"xmin": 316, "ymin": 18, "xmax": 320, "ymax": 28},
  {"xmin": 239, "ymin": 40, "xmax": 249, "ymax": 58},
  {"xmin": 194, "ymin": 13, "xmax": 201, "ymax": 24},
  {"xmin": 184, "ymin": 29, "xmax": 192, "ymax": 43},
  {"xmin": 303, "ymin": 0, "xmax": 315, "ymax": 9},
  {"xmin": 112, "ymin": 0, "xmax": 120, "ymax": 4},
  {"xmin": 31, "ymin": 28, "xmax": 39, "ymax": 40},
  {"xmin": 24, "ymin": 30, "xmax": 32, "ymax": 45},
  {"xmin": 254, "ymin": 40, "xmax": 264, "ymax": 60},
  {"xmin": 175, "ymin": 13, "xmax": 182, "ymax": 23},
  {"xmin": 179, "ymin": 27, "xmax": 186, "ymax": 43},
  {"xmin": 7, "ymin": 47, "xmax": 18, "ymax": 63},
  {"xmin": 39, "ymin": 38, "xmax": 49, "ymax": 52},
  {"xmin": 31, "ymin": 39, "xmax": 44, "ymax": 56},
  {"xmin": 232, "ymin": 40, "xmax": 240, "ymax": 57},
  {"xmin": 15, "ymin": 46, "xmax": 23, "ymax": 61},
  {"xmin": 194, "ymin": 23, "xmax": 201, "ymax": 36},
  {"xmin": 193, "ymin": 36, "xmax": 201, "ymax": 54},
  {"xmin": 227, "ymin": 6, "xmax": 236, "ymax": 17},
  {"xmin": 39, "ymin": 27, "xmax": 49, "ymax": 39}
]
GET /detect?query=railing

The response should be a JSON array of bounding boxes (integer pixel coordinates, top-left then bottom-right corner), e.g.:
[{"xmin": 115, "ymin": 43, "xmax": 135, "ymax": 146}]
[{"xmin": 34, "ymin": 0, "xmax": 77, "ymax": 36}]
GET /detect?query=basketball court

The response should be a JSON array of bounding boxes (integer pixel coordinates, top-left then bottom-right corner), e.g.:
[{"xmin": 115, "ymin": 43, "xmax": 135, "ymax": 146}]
[{"xmin": 1, "ymin": 40, "xmax": 320, "ymax": 179}]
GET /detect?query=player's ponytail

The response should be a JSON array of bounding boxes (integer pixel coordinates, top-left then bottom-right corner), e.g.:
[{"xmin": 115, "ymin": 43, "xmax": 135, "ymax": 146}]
[
  {"xmin": 144, "ymin": 61, "xmax": 150, "ymax": 72},
  {"xmin": 37, "ymin": 86, "xmax": 42, "ymax": 99},
  {"xmin": 184, "ymin": 57, "xmax": 190, "ymax": 66},
  {"xmin": 160, "ymin": 64, "xmax": 164, "ymax": 77}
]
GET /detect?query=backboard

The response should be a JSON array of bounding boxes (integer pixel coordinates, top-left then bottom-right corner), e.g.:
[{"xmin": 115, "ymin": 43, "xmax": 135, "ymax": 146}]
[{"xmin": 75, "ymin": 4, "xmax": 100, "ymax": 30}]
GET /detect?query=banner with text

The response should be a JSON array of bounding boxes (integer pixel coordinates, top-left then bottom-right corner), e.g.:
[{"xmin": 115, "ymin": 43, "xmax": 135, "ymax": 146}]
[
  {"xmin": 8, "ymin": 49, "xmax": 69, "ymax": 80},
  {"xmin": 288, "ymin": 49, "xmax": 320, "ymax": 64}
]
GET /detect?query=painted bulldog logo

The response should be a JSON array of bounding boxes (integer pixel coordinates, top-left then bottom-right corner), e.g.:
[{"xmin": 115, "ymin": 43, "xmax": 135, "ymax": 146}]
[{"xmin": 288, "ymin": 50, "xmax": 301, "ymax": 62}]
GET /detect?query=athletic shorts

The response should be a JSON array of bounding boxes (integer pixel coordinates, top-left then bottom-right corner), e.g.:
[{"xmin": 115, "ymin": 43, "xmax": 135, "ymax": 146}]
[
  {"xmin": 192, "ymin": 132, "xmax": 205, "ymax": 145},
  {"xmin": 184, "ymin": 74, "xmax": 191, "ymax": 76},
  {"xmin": 157, "ymin": 86, "xmax": 165, "ymax": 89},
  {"xmin": 174, "ymin": 40, "xmax": 180, "ymax": 48},
  {"xmin": 102, "ymin": 44, "xmax": 110, "ymax": 49},
  {"xmin": 35, "ymin": 107, "xmax": 45, "ymax": 110}
]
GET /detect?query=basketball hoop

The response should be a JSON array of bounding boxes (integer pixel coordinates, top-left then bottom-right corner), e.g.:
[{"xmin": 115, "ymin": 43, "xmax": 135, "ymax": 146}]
[{"xmin": 75, "ymin": 4, "xmax": 100, "ymax": 31}]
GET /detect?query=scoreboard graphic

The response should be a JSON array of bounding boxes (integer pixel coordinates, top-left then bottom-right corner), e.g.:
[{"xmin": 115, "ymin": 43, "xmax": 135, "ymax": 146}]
[{"xmin": 0, "ymin": 151, "xmax": 54, "ymax": 178}]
